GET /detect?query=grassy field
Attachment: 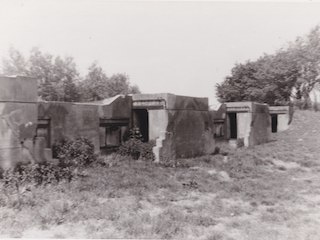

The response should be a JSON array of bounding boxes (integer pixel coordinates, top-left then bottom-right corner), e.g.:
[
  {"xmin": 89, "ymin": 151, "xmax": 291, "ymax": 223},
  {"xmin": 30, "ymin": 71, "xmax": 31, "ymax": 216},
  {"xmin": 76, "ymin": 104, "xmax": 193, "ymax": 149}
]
[{"xmin": 1, "ymin": 110, "xmax": 320, "ymax": 239}]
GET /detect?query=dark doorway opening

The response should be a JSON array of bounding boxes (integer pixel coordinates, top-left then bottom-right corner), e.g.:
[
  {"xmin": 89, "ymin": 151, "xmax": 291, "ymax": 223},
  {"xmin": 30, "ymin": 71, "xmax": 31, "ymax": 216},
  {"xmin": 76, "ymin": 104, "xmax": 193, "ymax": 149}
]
[
  {"xmin": 36, "ymin": 119, "xmax": 51, "ymax": 148},
  {"xmin": 228, "ymin": 112, "xmax": 237, "ymax": 139},
  {"xmin": 133, "ymin": 109, "xmax": 149, "ymax": 142},
  {"xmin": 271, "ymin": 114, "xmax": 278, "ymax": 133},
  {"xmin": 99, "ymin": 119, "xmax": 129, "ymax": 154}
]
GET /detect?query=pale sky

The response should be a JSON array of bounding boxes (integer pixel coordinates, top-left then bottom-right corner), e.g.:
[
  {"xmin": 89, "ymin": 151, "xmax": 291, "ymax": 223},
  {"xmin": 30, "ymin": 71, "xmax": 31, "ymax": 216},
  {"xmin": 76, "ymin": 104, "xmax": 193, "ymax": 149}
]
[{"xmin": 1, "ymin": 1, "xmax": 320, "ymax": 105}]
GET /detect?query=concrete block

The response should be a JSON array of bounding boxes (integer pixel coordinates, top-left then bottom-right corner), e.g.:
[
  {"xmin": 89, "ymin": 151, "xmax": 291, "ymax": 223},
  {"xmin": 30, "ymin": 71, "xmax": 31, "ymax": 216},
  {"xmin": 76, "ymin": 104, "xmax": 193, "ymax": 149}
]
[{"xmin": 0, "ymin": 76, "xmax": 37, "ymax": 102}]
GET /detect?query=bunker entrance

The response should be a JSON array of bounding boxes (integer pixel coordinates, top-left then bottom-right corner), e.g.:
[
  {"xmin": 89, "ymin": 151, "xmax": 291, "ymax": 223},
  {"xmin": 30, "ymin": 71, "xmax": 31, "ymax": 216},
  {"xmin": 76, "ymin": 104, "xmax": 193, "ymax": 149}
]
[
  {"xmin": 133, "ymin": 109, "xmax": 149, "ymax": 142},
  {"xmin": 271, "ymin": 114, "xmax": 278, "ymax": 133},
  {"xmin": 99, "ymin": 119, "xmax": 129, "ymax": 154},
  {"xmin": 36, "ymin": 119, "xmax": 51, "ymax": 148},
  {"xmin": 228, "ymin": 112, "xmax": 237, "ymax": 139}
]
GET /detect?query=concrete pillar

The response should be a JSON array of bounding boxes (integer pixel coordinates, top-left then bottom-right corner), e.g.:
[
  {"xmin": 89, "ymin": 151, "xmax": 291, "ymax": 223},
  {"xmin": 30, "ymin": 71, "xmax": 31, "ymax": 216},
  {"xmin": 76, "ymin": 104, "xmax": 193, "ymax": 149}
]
[{"xmin": 0, "ymin": 76, "xmax": 38, "ymax": 169}]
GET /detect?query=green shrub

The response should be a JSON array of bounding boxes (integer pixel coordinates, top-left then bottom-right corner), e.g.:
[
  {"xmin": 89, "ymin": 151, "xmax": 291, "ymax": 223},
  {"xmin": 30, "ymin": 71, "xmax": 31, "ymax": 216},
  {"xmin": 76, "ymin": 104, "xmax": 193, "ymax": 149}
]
[
  {"xmin": 118, "ymin": 138, "xmax": 143, "ymax": 160},
  {"xmin": 0, "ymin": 162, "xmax": 73, "ymax": 187},
  {"xmin": 139, "ymin": 140, "xmax": 155, "ymax": 161},
  {"xmin": 118, "ymin": 138, "xmax": 155, "ymax": 161},
  {"xmin": 52, "ymin": 137, "xmax": 97, "ymax": 167},
  {"xmin": 0, "ymin": 162, "xmax": 73, "ymax": 208},
  {"xmin": 128, "ymin": 127, "xmax": 143, "ymax": 141}
]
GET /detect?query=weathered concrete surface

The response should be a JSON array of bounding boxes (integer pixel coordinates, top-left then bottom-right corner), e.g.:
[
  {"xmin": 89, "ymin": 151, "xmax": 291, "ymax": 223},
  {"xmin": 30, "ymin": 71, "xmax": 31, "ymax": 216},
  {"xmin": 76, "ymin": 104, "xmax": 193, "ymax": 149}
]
[
  {"xmin": 210, "ymin": 103, "xmax": 227, "ymax": 119},
  {"xmin": 0, "ymin": 76, "xmax": 39, "ymax": 169},
  {"xmin": 0, "ymin": 76, "xmax": 37, "ymax": 102},
  {"xmin": 38, "ymin": 102, "xmax": 100, "ymax": 152},
  {"xmin": 0, "ymin": 75, "xmax": 281, "ymax": 168},
  {"xmin": 236, "ymin": 111, "xmax": 252, "ymax": 147},
  {"xmin": 133, "ymin": 93, "xmax": 215, "ymax": 162},
  {"xmin": 90, "ymin": 95, "xmax": 132, "ymax": 119},
  {"xmin": 95, "ymin": 95, "xmax": 132, "ymax": 150},
  {"xmin": 38, "ymin": 95, "xmax": 132, "ymax": 154},
  {"xmin": 250, "ymin": 103, "xmax": 271, "ymax": 146},
  {"xmin": 226, "ymin": 102, "xmax": 270, "ymax": 147},
  {"xmin": 148, "ymin": 110, "xmax": 168, "ymax": 141},
  {"xmin": 269, "ymin": 106, "xmax": 290, "ymax": 132},
  {"xmin": 164, "ymin": 110, "xmax": 215, "ymax": 159},
  {"xmin": 132, "ymin": 93, "xmax": 208, "ymax": 111},
  {"xmin": 210, "ymin": 104, "xmax": 227, "ymax": 139}
]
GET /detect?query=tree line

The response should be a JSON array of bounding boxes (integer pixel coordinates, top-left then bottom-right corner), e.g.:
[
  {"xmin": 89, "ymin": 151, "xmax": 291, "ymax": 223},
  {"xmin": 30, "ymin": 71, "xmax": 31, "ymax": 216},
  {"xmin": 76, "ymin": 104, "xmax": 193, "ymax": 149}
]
[
  {"xmin": 216, "ymin": 25, "xmax": 320, "ymax": 109},
  {"xmin": 1, "ymin": 48, "xmax": 140, "ymax": 102}
]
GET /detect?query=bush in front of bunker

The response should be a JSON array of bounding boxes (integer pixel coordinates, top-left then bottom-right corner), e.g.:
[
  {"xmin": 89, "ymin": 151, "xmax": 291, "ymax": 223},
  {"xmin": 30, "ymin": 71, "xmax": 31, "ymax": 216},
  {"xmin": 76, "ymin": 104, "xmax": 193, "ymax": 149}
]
[
  {"xmin": 52, "ymin": 136, "xmax": 97, "ymax": 167},
  {"xmin": 118, "ymin": 127, "xmax": 155, "ymax": 161}
]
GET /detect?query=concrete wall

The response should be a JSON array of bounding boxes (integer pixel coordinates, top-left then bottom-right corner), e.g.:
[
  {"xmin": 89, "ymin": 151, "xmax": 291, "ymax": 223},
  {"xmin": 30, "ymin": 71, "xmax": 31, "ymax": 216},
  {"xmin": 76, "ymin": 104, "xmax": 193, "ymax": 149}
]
[
  {"xmin": 38, "ymin": 95, "xmax": 132, "ymax": 154},
  {"xmin": 210, "ymin": 104, "xmax": 227, "ymax": 139},
  {"xmin": 166, "ymin": 94, "xmax": 208, "ymax": 111},
  {"xmin": 0, "ymin": 76, "xmax": 286, "ymax": 168},
  {"xmin": 277, "ymin": 114, "xmax": 289, "ymax": 131},
  {"xmin": 269, "ymin": 106, "xmax": 290, "ymax": 132},
  {"xmin": 0, "ymin": 76, "xmax": 39, "ymax": 169},
  {"xmin": 249, "ymin": 103, "xmax": 271, "ymax": 146},
  {"xmin": 154, "ymin": 109, "xmax": 215, "ymax": 161},
  {"xmin": 164, "ymin": 109, "xmax": 215, "ymax": 159},
  {"xmin": 0, "ymin": 76, "xmax": 38, "ymax": 103},
  {"xmin": 132, "ymin": 93, "xmax": 208, "ymax": 111},
  {"xmin": 210, "ymin": 104, "xmax": 227, "ymax": 120},
  {"xmin": 133, "ymin": 93, "xmax": 215, "ymax": 162},
  {"xmin": 97, "ymin": 95, "xmax": 132, "ymax": 119},
  {"xmin": 38, "ymin": 102, "xmax": 100, "ymax": 152},
  {"xmin": 226, "ymin": 102, "xmax": 270, "ymax": 147},
  {"xmin": 148, "ymin": 110, "xmax": 169, "ymax": 141},
  {"xmin": 236, "ymin": 112, "xmax": 252, "ymax": 147}
]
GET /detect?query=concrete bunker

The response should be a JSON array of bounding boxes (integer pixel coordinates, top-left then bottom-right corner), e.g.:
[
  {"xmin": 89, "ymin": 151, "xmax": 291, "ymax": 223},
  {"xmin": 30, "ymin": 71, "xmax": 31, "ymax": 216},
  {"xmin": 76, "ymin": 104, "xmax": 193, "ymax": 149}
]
[
  {"xmin": 36, "ymin": 119, "xmax": 51, "ymax": 148},
  {"xmin": 37, "ymin": 95, "xmax": 132, "ymax": 155},
  {"xmin": 225, "ymin": 102, "xmax": 271, "ymax": 147},
  {"xmin": 132, "ymin": 93, "xmax": 216, "ymax": 162},
  {"xmin": 132, "ymin": 109, "xmax": 149, "ymax": 142},
  {"xmin": 271, "ymin": 114, "xmax": 278, "ymax": 133},
  {"xmin": 228, "ymin": 112, "xmax": 237, "ymax": 139},
  {"xmin": 269, "ymin": 106, "xmax": 290, "ymax": 133},
  {"xmin": 97, "ymin": 96, "xmax": 132, "ymax": 152},
  {"xmin": 210, "ymin": 103, "xmax": 227, "ymax": 140},
  {"xmin": 99, "ymin": 118, "xmax": 129, "ymax": 153},
  {"xmin": 0, "ymin": 76, "xmax": 293, "ymax": 168}
]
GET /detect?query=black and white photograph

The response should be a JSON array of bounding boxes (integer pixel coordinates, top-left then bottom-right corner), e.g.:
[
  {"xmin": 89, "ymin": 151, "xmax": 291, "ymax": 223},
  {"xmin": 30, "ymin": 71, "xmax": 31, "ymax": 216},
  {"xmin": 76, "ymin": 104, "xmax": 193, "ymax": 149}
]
[{"xmin": 0, "ymin": 0, "xmax": 320, "ymax": 239}]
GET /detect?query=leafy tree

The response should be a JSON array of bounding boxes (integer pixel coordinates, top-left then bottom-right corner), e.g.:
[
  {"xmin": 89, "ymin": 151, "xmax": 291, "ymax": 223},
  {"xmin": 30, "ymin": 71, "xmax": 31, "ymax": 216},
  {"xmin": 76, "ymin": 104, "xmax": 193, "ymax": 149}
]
[
  {"xmin": 52, "ymin": 56, "xmax": 80, "ymax": 102},
  {"xmin": 129, "ymin": 84, "xmax": 141, "ymax": 94},
  {"xmin": 79, "ymin": 62, "xmax": 109, "ymax": 101},
  {"xmin": 2, "ymin": 48, "xmax": 81, "ymax": 102},
  {"xmin": 216, "ymin": 51, "xmax": 299, "ymax": 105},
  {"xmin": 1, "ymin": 48, "xmax": 141, "ymax": 102},
  {"xmin": 290, "ymin": 26, "xmax": 320, "ymax": 108},
  {"xmin": 1, "ymin": 47, "xmax": 29, "ymax": 76},
  {"xmin": 79, "ymin": 63, "xmax": 140, "ymax": 102},
  {"xmin": 217, "ymin": 25, "xmax": 320, "ymax": 107},
  {"xmin": 106, "ymin": 73, "xmax": 141, "ymax": 96},
  {"xmin": 27, "ymin": 48, "xmax": 59, "ymax": 101},
  {"xmin": 28, "ymin": 48, "xmax": 55, "ymax": 84},
  {"xmin": 106, "ymin": 73, "xmax": 131, "ymax": 96}
]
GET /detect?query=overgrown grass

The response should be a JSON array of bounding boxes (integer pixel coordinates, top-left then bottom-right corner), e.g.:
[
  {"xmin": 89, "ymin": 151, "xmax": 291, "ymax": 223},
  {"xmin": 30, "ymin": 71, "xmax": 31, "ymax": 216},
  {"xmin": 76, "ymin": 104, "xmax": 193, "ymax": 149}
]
[{"xmin": 1, "ymin": 110, "xmax": 320, "ymax": 239}]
